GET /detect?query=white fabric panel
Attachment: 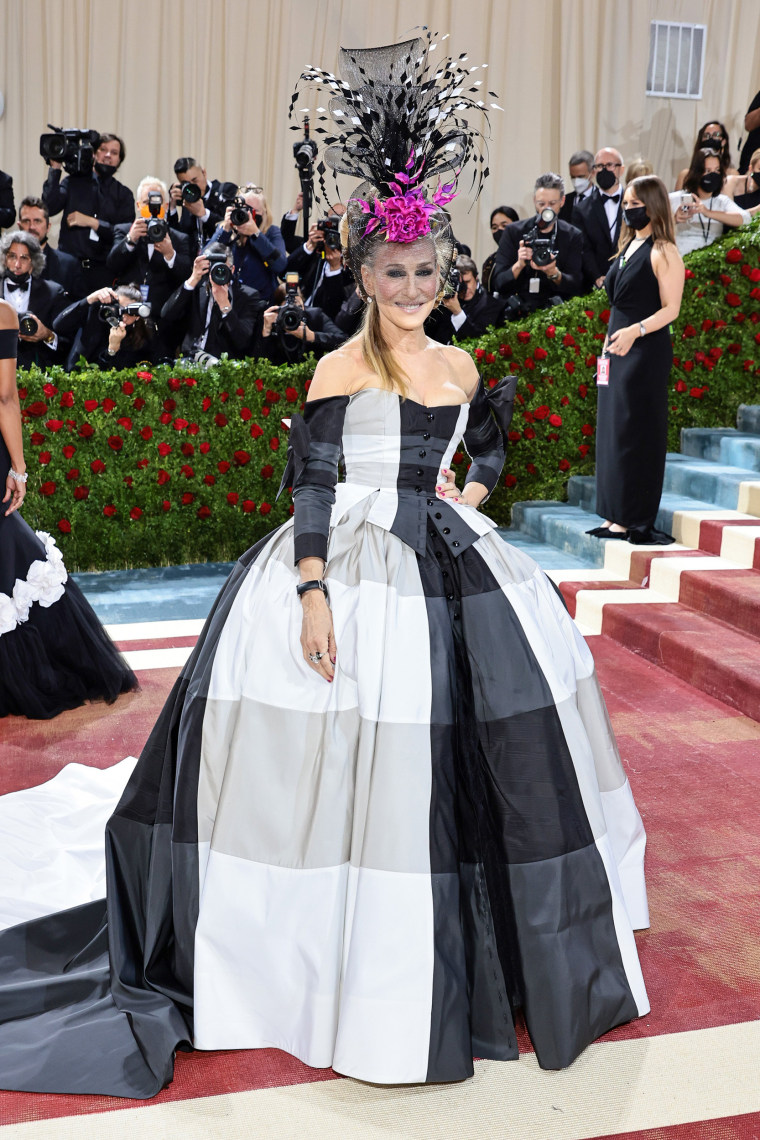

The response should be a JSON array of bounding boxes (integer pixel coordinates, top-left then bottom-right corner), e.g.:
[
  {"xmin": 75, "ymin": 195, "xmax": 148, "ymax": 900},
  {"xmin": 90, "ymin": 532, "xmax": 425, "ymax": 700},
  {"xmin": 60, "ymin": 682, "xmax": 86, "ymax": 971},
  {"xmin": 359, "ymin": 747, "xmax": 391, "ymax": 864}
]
[
  {"xmin": 595, "ymin": 833, "xmax": 651, "ymax": 1018},
  {"xmin": 601, "ymin": 781, "xmax": 650, "ymax": 931},
  {"xmin": 354, "ymin": 579, "xmax": 433, "ymax": 724},
  {"xmin": 0, "ymin": 758, "xmax": 136, "ymax": 931},
  {"xmin": 332, "ymin": 865, "xmax": 434, "ymax": 1084}
]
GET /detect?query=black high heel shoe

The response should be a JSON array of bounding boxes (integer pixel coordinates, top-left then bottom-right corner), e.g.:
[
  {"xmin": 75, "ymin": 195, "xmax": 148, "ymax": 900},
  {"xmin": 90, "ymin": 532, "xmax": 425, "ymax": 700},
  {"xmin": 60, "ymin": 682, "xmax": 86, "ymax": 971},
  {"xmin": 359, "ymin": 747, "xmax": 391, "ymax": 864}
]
[{"xmin": 586, "ymin": 525, "xmax": 611, "ymax": 537}]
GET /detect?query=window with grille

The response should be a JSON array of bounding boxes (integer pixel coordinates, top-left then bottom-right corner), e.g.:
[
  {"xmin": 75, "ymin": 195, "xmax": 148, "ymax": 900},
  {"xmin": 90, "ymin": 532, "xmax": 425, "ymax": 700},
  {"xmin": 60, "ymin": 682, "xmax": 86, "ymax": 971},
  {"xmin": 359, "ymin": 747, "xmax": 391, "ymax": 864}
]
[{"xmin": 647, "ymin": 21, "xmax": 706, "ymax": 99}]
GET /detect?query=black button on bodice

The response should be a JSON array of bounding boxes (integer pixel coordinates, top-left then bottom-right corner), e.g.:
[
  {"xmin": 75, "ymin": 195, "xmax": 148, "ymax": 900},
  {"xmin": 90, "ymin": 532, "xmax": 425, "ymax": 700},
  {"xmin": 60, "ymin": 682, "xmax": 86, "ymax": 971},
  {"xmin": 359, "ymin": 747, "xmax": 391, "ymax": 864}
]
[
  {"xmin": 426, "ymin": 413, "xmax": 435, "ymax": 422},
  {"xmin": 418, "ymin": 450, "xmax": 426, "ymax": 458},
  {"xmin": 442, "ymin": 570, "xmax": 448, "ymax": 578},
  {"xmin": 423, "ymin": 432, "xmax": 431, "ymax": 441},
  {"xmin": 416, "ymin": 468, "xmax": 424, "ymax": 477},
  {"xmin": 427, "ymin": 498, "xmax": 435, "ymax": 506},
  {"xmin": 446, "ymin": 593, "xmax": 454, "ymax": 600},
  {"xmin": 453, "ymin": 540, "xmax": 460, "ymax": 548},
  {"xmin": 436, "ymin": 551, "xmax": 443, "ymax": 560},
  {"xmin": 415, "ymin": 485, "xmax": 422, "ymax": 493},
  {"xmin": 428, "ymin": 529, "xmax": 436, "ymax": 538},
  {"xmin": 435, "ymin": 512, "xmax": 442, "ymax": 520},
  {"xmin": 442, "ymin": 527, "xmax": 450, "ymax": 535}
]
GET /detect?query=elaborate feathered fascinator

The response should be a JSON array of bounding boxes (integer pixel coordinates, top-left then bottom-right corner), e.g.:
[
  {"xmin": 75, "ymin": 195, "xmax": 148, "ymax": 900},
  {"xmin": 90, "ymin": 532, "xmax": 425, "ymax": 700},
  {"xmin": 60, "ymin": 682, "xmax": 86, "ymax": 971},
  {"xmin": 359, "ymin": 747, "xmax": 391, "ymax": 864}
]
[{"xmin": 288, "ymin": 29, "xmax": 499, "ymax": 298}]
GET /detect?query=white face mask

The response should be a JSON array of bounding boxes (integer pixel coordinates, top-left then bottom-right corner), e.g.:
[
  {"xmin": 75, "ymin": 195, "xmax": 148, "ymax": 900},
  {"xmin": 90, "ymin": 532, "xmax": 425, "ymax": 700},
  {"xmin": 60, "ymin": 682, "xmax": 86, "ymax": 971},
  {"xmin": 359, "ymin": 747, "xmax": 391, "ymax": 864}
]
[{"xmin": 572, "ymin": 176, "xmax": 591, "ymax": 194}]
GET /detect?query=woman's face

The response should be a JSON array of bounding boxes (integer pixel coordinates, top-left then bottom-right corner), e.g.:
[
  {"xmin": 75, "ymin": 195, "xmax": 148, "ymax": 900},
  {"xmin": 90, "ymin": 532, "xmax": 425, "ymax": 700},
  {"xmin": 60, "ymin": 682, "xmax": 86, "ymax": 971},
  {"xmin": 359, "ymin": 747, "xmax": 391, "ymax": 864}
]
[
  {"xmin": 622, "ymin": 187, "xmax": 643, "ymax": 210},
  {"xmin": 701, "ymin": 123, "xmax": 724, "ymax": 146},
  {"xmin": 361, "ymin": 240, "xmax": 439, "ymax": 331},
  {"xmin": 490, "ymin": 211, "xmax": 510, "ymax": 236}
]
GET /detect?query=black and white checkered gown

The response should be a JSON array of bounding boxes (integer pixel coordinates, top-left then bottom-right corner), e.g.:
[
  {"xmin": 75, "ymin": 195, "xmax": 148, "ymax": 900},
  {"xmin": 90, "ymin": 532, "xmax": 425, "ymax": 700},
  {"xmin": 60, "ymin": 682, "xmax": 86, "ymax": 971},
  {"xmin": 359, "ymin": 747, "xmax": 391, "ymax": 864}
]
[{"xmin": 0, "ymin": 382, "xmax": 649, "ymax": 1097}]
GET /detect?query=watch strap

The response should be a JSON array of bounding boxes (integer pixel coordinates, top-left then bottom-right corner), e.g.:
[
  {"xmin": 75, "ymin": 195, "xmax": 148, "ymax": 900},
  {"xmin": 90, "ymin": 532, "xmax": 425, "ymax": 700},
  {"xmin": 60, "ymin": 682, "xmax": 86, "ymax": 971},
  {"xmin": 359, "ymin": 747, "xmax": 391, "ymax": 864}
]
[{"xmin": 296, "ymin": 579, "xmax": 328, "ymax": 600}]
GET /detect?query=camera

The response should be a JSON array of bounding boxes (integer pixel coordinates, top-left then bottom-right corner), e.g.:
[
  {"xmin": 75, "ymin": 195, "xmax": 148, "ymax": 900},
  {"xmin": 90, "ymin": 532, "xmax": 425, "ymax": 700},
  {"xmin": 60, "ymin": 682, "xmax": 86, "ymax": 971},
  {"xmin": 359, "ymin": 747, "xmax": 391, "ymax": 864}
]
[
  {"xmin": 99, "ymin": 300, "xmax": 151, "ymax": 327},
  {"xmin": 18, "ymin": 313, "xmax": 39, "ymax": 337},
  {"xmin": 447, "ymin": 266, "xmax": 465, "ymax": 297},
  {"xmin": 276, "ymin": 272, "xmax": 303, "ymax": 334},
  {"xmin": 181, "ymin": 181, "xmax": 203, "ymax": 205},
  {"xmin": 229, "ymin": 197, "xmax": 252, "ymax": 227},
  {"xmin": 39, "ymin": 125, "xmax": 100, "ymax": 176},
  {"xmin": 144, "ymin": 191, "xmax": 168, "ymax": 243},
  {"xmin": 206, "ymin": 251, "xmax": 232, "ymax": 286},
  {"xmin": 316, "ymin": 216, "xmax": 341, "ymax": 250}
]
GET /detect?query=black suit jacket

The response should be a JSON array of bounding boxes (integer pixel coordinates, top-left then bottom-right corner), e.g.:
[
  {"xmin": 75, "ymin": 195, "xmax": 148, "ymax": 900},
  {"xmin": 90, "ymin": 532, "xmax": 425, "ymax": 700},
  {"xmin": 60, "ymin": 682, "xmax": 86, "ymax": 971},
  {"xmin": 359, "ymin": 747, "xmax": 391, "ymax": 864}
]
[
  {"xmin": 167, "ymin": 179, "xmax": 237, "ymax": 258},
  {"xmin": 41, "ymin": 244, "xmax": 86, "ymax": 299},
  {"xmin": 254, "ymin": 306, "xmax": 345, "ymax": 365},
  {"xmin": 426, "ymin": 287, "xmax": 509, "ymax": 344},
  {"xmin": 0, "ymin": 171, "xmax": 15, "ymax": 230},
  {"xmin": 107, "ymin": 224, "xmax": 193, "ymax": 313},
  {"xmin": 162, "ymin": 279, "xmax": 264, "ymax": 360},
  {"xmin": 280, "ymin": 212, "xmax": 305, "ymax": 254},
  {"xmin": 490, "ymin": 216, "xmax": 584, "ymax": 304},
  {"xmin": 9, "ymin": 277, "xmax": 69, "ymax": 369},
  {"xmin": 284, "ymin": 242, "xmax": 320, "ymax": 298},
  {"xmin": 42, "ymin": 168, "xmax": 135, "ymax": 263},
  {"xmin": 572, "ymin": 188, "xmax": 622, "ymax": 287}
]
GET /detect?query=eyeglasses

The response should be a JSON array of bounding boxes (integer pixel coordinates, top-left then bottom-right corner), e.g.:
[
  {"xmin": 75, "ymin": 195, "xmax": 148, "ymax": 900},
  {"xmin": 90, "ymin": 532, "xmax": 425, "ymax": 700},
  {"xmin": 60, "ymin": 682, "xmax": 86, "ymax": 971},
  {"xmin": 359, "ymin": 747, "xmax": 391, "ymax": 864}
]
[
  {"xmin": 702, "ymin": 133, "xmax": 724, "ymax": 141},
  {"xmin": 593, "ymin": 162, "xmax": 622, "ymax": 172},
  {"xmin": 239, "ymin": 183, "xmax": 263, "ymax": 195}
]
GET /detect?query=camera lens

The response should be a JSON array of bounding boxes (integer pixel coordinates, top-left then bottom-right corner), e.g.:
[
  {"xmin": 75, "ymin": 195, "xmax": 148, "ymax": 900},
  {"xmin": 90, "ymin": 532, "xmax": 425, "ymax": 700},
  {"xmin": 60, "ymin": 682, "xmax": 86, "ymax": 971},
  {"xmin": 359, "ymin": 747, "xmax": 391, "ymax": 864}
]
[
  {"xmin": 209, "ymin": 262, "xmax": 232, "ymax": 286},
  {"xmin": 181, "ymin": 182, "xmax": 202, "ymax": 204},
  {"xmin": 230, "ymin": 205, "xmax": 250, "ymax": 227},
  {"xmin": 18, "ymin": 314, "xmax": 38, "ymax": 337}
]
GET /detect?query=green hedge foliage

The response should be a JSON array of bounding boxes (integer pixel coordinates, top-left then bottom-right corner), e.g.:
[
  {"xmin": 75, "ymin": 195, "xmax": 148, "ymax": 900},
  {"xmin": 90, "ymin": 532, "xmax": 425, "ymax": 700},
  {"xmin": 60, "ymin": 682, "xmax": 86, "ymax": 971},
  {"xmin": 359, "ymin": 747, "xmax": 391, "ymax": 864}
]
[{"xmin": 17, "ymin": 219, "xmax": 760, "ymax": 571}]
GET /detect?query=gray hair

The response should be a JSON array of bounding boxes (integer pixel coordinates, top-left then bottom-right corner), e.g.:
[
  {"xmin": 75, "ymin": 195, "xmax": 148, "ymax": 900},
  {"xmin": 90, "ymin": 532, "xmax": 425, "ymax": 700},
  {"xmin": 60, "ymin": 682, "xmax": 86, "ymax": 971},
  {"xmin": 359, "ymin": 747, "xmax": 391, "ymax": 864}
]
[
  {"xmin": 0, "ymin": 229, "xmax": 45, "ymax": 277},
  {"xmin": 534, "ymin": 172, "xmax": 565, "ymax": 195},
  {"xmin": 569, "ymin": 150, "xmax": 594, "ymax": 170},
  {"xmin": 455, "ymin": 254, "xmax": 478, "ymax": 277},
  {"xmin": 136, "ymin": 175, "xmax": 169, "ymax": 203}
]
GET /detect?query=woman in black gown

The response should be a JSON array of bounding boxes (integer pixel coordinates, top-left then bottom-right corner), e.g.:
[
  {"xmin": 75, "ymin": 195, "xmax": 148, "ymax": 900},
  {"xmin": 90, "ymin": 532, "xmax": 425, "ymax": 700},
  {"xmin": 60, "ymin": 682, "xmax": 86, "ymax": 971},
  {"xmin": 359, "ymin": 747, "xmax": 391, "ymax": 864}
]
[
  {"xmin": 589, "ymin": 176, "xmax": 684, "ymax": 544},
  {"xmin": 0, "ymin": 299, "xmax": 137, "ymax": 717}
]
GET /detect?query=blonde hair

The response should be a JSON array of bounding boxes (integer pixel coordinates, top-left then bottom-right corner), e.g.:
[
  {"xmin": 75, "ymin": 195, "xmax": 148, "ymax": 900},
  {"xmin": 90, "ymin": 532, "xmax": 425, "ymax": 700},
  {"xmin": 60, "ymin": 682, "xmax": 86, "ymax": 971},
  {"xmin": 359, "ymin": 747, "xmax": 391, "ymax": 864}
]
[
  {"xmin": 749, "ymin": 148, "xmax": 760, "ymax": 169},
  {"xmin": 625, "ymin": 158, "xmax": 654, "ymax": 185},
  {"xmin": 238, "ymin": 184, "xmax": 273, "ymax": 232}
]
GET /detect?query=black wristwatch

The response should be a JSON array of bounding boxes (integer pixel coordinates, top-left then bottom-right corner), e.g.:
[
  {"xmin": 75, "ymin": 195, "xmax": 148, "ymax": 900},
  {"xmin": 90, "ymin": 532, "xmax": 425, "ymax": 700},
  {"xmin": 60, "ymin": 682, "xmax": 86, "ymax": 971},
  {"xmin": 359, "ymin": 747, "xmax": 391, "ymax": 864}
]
[{"xmin": 296, "ymin": 579, "xmax": 329, "ymax": 601}]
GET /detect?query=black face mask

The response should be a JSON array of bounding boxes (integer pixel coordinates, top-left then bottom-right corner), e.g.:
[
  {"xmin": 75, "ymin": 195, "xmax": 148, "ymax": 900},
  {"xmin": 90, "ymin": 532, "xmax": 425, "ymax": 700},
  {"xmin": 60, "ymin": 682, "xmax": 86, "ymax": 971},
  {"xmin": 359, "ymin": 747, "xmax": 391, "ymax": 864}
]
[
  {"xmin": 492, "ymin": 227, "xmax": 505, "ymax": 245},
  {"xmin": 95, "ymin": 162, "xmax": 117, "ymax": 179},
  {"xmin": 5, "ymin": 269, "xmax": 31, "ymax": 287},
  {"xmin": 596, "ymin": 168, "xmax": 618, "ymax": 192},
  {"xmin": 623, "ymin": 206, "xmax": 650, "ymax": 231},
  {"xmin": 701, "ymin": 137, "xmax": 722, "ymax": 154},
  {"xmin": 751, "ymin": 171, "xmax": 760, "ymax": 188},
  {"xmin": 700, "ymin": 172, "xmax": 723, "ymax": 195}
]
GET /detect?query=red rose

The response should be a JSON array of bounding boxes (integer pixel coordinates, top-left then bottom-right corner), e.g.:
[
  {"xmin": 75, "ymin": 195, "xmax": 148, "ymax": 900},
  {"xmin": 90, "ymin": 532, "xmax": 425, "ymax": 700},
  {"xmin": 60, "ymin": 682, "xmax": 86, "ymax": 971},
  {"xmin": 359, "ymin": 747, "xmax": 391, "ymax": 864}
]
[
  {"xmin": 526, "ymin": 382, "xmax": 536, "ymax": 394},
  {"xmin": 523, "ymin": 427, "xmax": 536, "ymax": 440},
  {"xmin": 46, "ymin": 419, "xmax": 64, "ymax": 432},
  {"xmin": 130, "ymin": 507, "xmax": 143, "ymax": 520},
  {"xmin": 578, "ymin": 444, "xmax": 590, "ymax": 457},
  {"xmin": 675, "ymin": 379, "xmax": 687, "ymax": 392},
  {"xmin": 220, "ymin": 391, "xmax": 229, "ymax": 403},
  {"xmin": 684, "ymin": 268, "xmax": 695, "ymax": 279},
  {"xmin": 690, "ymin": 387, "xmax": 704, "ymax": 398},
  {"xmin": 157, "ymin": 442, "xmax": 172, "ymax": 456},
  {"xmin": 168, "ymin": 377, "xmax": 182, "ymax": 392},
  {"xmin": 526, "ymin": 463, "xmax": 536, "ymax": 475},
  {"xmin": 159, "ymin": 412, "xmax": 172, "ymax": 425},
  {"xmin": 547, "ymin": 432, "xmax": 559, "ymax": 442},
  {"xmin": 545, "ymin": 325, "xmax": 556, "ymax": 339},
  {"xmin": 549, "ymin": 413, "xmax": 562, "ymax": 427},
  {"xmin": 40, "ymin": 481, "xmax": 56, "ymax": 496},
  {"xmin": 122, "ymin": 380, "xmax": 134, "ymax": 395},
  {"xmin": 25, "ymin": 401, "xmax": 48, "ymax": 417},
  {"xmin": 599, "ymin": 309, "xmax": 610, "ymax": 324},
  {"xmin": 744, "ymin": 359, "xmax": 755, "ymax": 370},
  {"xmin": 720, "ymin": 273, "xmax": 733, "ymax": 287},
  {"xmin": 750, "ymin": 288, "xmax": 760, "ymax": 301},
  {"xmin": 533, "ymin": 405, "xmax": 550, "ymax": 420},
  {"xmin": 42, "ymin": 382, "xmax": 57, "ymax": 397},
  {"xmin": 187, "ymin": 422, "xmax": 199, "ymax": 435},
  {"xmin": 217, "ymin": 461, "xmax": 231, "ymax": 474},
  {"xmin": 202, "ymin": 396, "xmax": 212, "ymax": 411},
  {"xmin": 453, "ymin": 451, "xmax": 465, "ymax": 464},
  {"xmin": 57, "ymin": 519, "xmax": 71, "ymax": 533},
  {"xmin": 714, "ymin": 320, "xmax": 727, "ymax": 329},
  {"xmin": 157, "ymin": 469, "xmax": 171, "ymax": 485},
  {"xmin": 108, "ymin": 435, "xmax": 123, "ymax": 451},
  {"xmin": 255, "ymin": 378, "xmax": 264, "ymax": 391},
  {"xmin": 102, "ymin": 398, "xmax": 116, "ymax": 413},
  {"xmin": 250, "ymin": 424, "xmax": 264, "ymax": 439},
  {"xmin": 74, "ymin": 486, "xmax": 89, "ymax": 500},
  {"xmin": 199, "ymin": 441, "xmax": 210, "ymax": 454},
  {"xmin": 524, "ymin": 358, "xmax": 536, "ymax": 371},
  {"xmin": 562, "ymin": 333, "xmax": 576, "ymax": 347},
  {"xmin": 725, "ymin": 292, "xmax": 742, "ymax": 307},
  {"xmin": 581, "ymin": 424, "xmax": 594, "ymax": 436},
  {"xmin": 585, "ymin": 354, "xmax": 596, "ymax": 368},
  {"xmin": 560, "ymin": 396, "xmax": 569, "ymax": 406},
  {"xmin": 117, "ymin": 416, "xmax": 132, "ymax": 431},
  {"xmin": 504, "ymin": 473, "xmax": 517, "ymax": 488},
  {"xmin": 203, "ymin": 474, "xmax": 215, "ymax": 486},
  {"xmin": 749, "ymin": 267, "xmax": 760, "ymax": 283},
  {"xmin": 533, "ymin": 347, "xmax": 548, "ymax": 361},
  {"xmin": 160, "ymin": 499, "xmax": 171, "ymax": 512},
  {"xmin": 214, "ymin": 413, "xmax": 228, "ymax": 427},
  {"xmin": 240, "ymin": 407, "xmax": 252, "ymax": 421},
  {"xmin": 242, "ymin": 499, "xmax": 256, "ymax": 512},
  {"xmin": 234, "ymin": 450, "xmax": 251, "ymax": 466},
  {"xmin": 499, "ymin": 344, "xmax": 512, "ymax": 357},
  {"xmin": 180, "ymin": 464, "xmax": 194, "ymax": 478},
  {"xmin": 133, "ymin": 397, "xmax": 146, "ymax": 411},
  {"xmin": 103, "ymin": 504, "xmax": 117, "ymax": 517},
  {"xmin": 90, "ymin": 459, "xmax": 106, "ymax": 474},
  {"xmin": 265, "ymin": 390, "xmax": 280, "ymax": 404},
  {"xmin": 516, "ymin": 331, "xmax": 531, "ymax": 344},
  {"xmin": 227, "ymin": 492, "xmax": 240, "ymax": 506},
  {"xmin": 181, "ymin": 441, "xmax": 195, "ymax": 457},
  {"xmin": 523, "ymin": 410, "xmax": 534, "ymax": 423},
  {"xmin": 181, "ymin": 492, "xmax": 195, "ymax": 505},
  {"xmin": 197, "ymin": 505, "xmax": 212, "ymax": 519},
  {"xmin": 261, "ymin": 464, "xmax": 274, "ymax": 478},
  {"xmin": 59, "ymin": 391, "xmax": 74, "ymax": 408},
  {"xmin": 508, "ymin": 431, "xmax": 521, "ymax": 442},
  {"xmin": 60, "ymin": 444, "xmax": 76, "ymax": 460},
  {"xmin": 269, "ymin": 437, "xmax": 280, "ymax": 451},
  {"xmin": 725, "ymin": 248, "xmax": 743, "ymax": 264},
  {"xmin": 136, "ymin": 458, "xmax": 149, "ymax": 469},
  {"xmin": 558, "ymin": 458, "xmax": 571, "ymax": 472},
  {"xmin": 584, "ymin": 309, "xmax": 595, "ymax": 319},
  {"xmin": 81, "ymin": 399, "xmax": 99, "ymax": 414},
  {"xmin": 262, "ymin": 407, "xmax": 270, "ymax": 417},
  {"xmin": 31, "ymin": 431, "xmax": 45, "ymax": 445},
  {"xmin": 578, "ymin": 384, "xmax": 588, "ymax": 398},
  {"xmin": 235, "ymin": 387, "xmax": 245, "ymax": 396},
  {"xmin": 682, "ymin": 360, "xmax": 694, "ymax": 372},
  {"xmin": 475, "ymin": 348, "xmax": 486, "ymax": 361},
  {"xmin": 285, "ymin": 387, "xmax": 299, "ymax": 403},
  {"xmin": 564, "ymin": 361, "xmax": 575, "ymax": 374},
  {"xmin": 137, "ymin": 371, "xmax": 153, "ymax": 380},
  {"xmin": 173, "ymin": 417, "xmax": 189, "ymax": 431},
  {"xmin": 123, "ymin": 475, "xmax": 133, "ymax": 487},
  {"xmin": 66, "ymin": 467, "xmax": 79, "ymax": 481},
  {"xmin": 260, "ymin": 502, "xmax": 272, "ymax": 515},
  {"xmin": 485, "ymin": 352, "xmax": 495, "ymax": 364}
]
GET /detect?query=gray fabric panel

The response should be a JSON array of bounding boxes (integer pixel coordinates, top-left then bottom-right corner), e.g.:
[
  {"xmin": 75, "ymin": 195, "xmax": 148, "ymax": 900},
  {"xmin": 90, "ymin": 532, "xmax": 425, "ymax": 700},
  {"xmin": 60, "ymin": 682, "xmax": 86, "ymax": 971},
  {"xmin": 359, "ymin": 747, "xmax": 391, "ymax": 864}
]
[
  {"xmin": 508, "ymin": 843, "xmax": 639, "ymax": 1070},
  {"xmin": 575, "ymin": 674, "xmax": 628, "ymax": 793}
]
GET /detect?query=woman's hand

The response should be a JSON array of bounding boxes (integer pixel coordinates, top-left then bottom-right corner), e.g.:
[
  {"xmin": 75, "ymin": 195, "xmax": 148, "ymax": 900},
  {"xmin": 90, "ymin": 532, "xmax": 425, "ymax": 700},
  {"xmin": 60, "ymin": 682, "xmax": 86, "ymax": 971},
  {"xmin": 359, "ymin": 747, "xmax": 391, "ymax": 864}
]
[
  {"xmin": 607, "ymin": 325, "xmax": 640, "ymax": 357},
  {"xmin": 87, "ymin": 287, "xmax": 116, "ymax": 305},
  {"xmin": 108, "ymin": 322, "xmax": 127, "ymax": 350},
  {"xmin": 3, "ymin": 471, "xmax": 26, "ymax": 517},
  {"xmin": 300, "ymin": 591, "xmax": 336, "ymax": 683},
  {"xmin": 436, "ymin": 466, "xmax": 464, "ymax": 503}
]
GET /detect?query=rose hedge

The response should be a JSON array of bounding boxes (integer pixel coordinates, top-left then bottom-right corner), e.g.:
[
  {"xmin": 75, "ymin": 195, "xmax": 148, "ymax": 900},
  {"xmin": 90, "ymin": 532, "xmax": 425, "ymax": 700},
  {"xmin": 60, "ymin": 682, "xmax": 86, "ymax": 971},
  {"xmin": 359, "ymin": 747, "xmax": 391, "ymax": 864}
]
[{"xmin": 17, "ymin": 218, "xmax": 760, "ymax": 571}]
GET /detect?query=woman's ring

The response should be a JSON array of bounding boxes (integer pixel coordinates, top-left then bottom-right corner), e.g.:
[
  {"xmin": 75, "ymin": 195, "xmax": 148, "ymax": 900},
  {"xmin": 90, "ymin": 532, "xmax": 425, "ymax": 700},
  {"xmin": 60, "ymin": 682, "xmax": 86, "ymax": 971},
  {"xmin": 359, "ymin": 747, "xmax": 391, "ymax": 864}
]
[{"xmin": 308, "ymin": 651, "xmax": 325, "ymax": 663}]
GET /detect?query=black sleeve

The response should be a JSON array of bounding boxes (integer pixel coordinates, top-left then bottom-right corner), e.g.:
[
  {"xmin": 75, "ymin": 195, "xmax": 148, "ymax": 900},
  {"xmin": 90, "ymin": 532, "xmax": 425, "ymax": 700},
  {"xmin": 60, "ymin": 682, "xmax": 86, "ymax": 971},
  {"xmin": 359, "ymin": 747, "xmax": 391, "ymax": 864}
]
[
  {"xmin": 555, "ymin": 225, "xmax": 584, "ymax": 297},
  {"xmin": 461, "ymin": 379, "xmax": 506, "ymax": 501},
  {"xmin": 52, "ymin": 297, "xmax": 91, "ymax": 336},
  {"xmin": 309, "ymin": 310, "xmax": 347, "ymax": 353},
  {"xmin": 0, "ymin": 172, "xmax": 15, "ymax": 230},
  {"xmin": 490, "ymin": 225, "xmax": 522, "ymax": 294},
  {"xmin": 161, "ymin": 283, "xmax": 194, "ymax": 323},
  {"xmin": 106, "ymin": 224, "xmax": 139, "ymax": 273},
  {"xmin": 42, "ymin": 168, "xmax": 67, "ymax": 217},
  {"xmin": 292, "ymin": 395, "xmax": 350, "ymax": 564},
  {"xmin": 218, "ymin": 287, "xmax": 258, "ymax": 354}
]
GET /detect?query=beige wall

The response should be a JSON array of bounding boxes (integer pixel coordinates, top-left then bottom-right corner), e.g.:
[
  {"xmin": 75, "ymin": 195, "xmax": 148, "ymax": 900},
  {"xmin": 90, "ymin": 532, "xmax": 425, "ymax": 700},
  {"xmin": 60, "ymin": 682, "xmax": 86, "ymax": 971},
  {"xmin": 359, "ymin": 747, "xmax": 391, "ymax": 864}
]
[{"xmin": 0, "ymin": 0, "xmax": 758, "ymax": 267}]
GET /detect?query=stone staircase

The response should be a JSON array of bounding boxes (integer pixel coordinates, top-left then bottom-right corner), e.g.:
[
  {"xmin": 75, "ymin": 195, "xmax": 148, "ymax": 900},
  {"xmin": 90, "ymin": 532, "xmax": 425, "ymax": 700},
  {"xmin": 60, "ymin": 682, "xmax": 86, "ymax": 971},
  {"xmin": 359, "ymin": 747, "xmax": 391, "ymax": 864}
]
[{"xmin": 501, "ymin": 405, "xmax": 760, "ymax": 722}]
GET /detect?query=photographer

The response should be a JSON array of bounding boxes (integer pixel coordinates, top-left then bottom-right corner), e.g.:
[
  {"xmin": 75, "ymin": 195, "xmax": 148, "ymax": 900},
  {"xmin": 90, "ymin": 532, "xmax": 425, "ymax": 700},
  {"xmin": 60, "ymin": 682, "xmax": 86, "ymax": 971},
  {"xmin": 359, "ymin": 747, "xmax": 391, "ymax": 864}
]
[
  {"xmin": 211, "ymin": 185, "xmax": 287, "ymax": 304},
  {"xmin": 53, "ymin": 284, "xmax": 166, "ymax": 370},
  {"xmin": 285, "ymin": 203, "xmax": 347, "ymax": 302},
  {"xmin": 0, "ymin": 231, "xmax": 69, "ymax": 370},
  {"xmin": 168, "ymin": 157, "xmax": 237, "ymax": 258},
  {"xmin": 280, "ymin": 189, "xmax": 306, "ymax": 253},
  {"xmin": 17, "ymin": 196, "xmax": 85, "ymax": 298},
  {"xmin": 0, "ymin": 170, "xmax": 15, "ymax": 230},
  {"xmin": 41, "ymin": 132, "xmax": 135, "ymax": 291},
  {"xmin": 107, "ymin": 177, "xmax": 192, "ymax": 355},
  {"xmin": 255, "ymin": 273, "xmax": 344, "ymax": 365},
  {"xmin": 428, "ymin": 256, "xmax": 508, "ymax": 343},
  {"xmin": 161, "ymin": 242, "xmax": 265, "ymax": 363},
  {"xmin": 491, "ymin": 173, "xmax": 583, "ymax": 314}
]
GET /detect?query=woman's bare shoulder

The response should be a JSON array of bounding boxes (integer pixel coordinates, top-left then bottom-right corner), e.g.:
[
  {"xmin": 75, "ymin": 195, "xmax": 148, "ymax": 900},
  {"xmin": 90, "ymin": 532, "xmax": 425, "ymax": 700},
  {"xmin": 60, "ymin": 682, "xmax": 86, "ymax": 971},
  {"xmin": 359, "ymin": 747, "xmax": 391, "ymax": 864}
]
[
  {"xmin": 306, "ymin": 340, "xmax": 371, "ymax": 401},
  {"xmin": 0, "ymin": 300, "xmax": 18, "ymax": 330},
  {"xmin": 438, "ymin": 341, "xmax": 479, "ymax": 397}
]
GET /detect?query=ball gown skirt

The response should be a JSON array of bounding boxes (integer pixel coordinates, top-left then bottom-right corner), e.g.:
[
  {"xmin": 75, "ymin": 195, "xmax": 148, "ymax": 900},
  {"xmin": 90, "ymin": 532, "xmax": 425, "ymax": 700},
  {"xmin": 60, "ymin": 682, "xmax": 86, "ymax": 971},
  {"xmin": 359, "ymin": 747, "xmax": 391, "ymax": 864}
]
[
  {"xmin": 594, "ymin": 237, "xmax": 675, "ymax": 544},
  {"xmin": 0, "ymin": 384, "xmax": 649, "ymax": 1096}
]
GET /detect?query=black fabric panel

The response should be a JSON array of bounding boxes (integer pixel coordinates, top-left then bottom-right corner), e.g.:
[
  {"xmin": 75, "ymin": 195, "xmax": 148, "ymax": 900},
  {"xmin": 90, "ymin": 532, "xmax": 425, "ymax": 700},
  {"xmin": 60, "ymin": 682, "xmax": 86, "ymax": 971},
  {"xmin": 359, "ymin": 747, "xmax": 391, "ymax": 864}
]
[
  {"xmin": 508, "ymin": 845, "xmax": 640, "ymax": 1070},
  {"xmin": 425, "ymin": 873, "xmax": 474, "ymax": 1083}
]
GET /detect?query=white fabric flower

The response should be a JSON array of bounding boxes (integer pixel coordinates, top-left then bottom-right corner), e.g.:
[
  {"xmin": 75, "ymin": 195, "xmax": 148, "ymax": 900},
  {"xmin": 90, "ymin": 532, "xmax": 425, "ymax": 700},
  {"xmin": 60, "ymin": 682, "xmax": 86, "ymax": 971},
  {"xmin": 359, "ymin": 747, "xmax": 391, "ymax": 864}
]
[
  {"xmin": 0, "ymin": 531, "xmax": 69, "ymax": 638},
  {"xmin": 0, "ymin": 593, "xmax": 17, "ymax": 636}
]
